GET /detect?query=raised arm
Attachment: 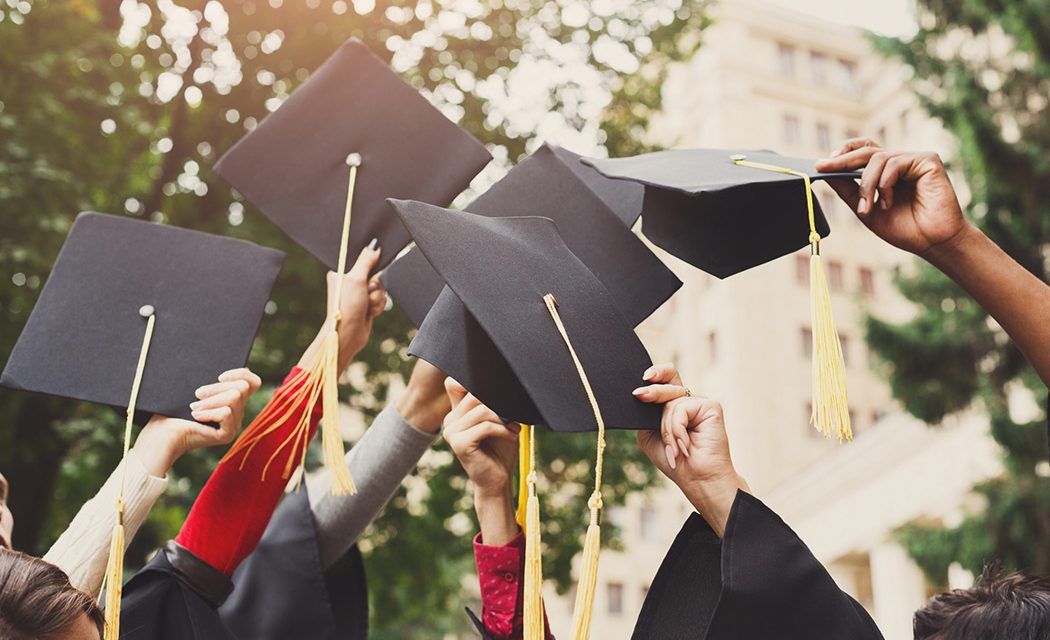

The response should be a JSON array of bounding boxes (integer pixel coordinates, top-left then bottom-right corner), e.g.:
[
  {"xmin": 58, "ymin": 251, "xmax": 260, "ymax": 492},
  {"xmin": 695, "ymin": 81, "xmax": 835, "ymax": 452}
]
[
  {"xmin": 41, "ymin": 368, "xmax": 259, "ymax": 595},
  {"xmin": 306, "ymin": 357, "xmax": 449, "ymax": 568},
  {"xmin": 816, "ymin": 139, "xmax": 1050, "ymax": 386}
]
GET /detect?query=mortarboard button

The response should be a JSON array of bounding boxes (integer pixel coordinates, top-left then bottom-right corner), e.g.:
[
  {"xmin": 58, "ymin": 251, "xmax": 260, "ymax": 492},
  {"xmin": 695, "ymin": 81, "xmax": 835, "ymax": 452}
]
[{"xmin": 139, "ymin": 304, "xmax": 155, "ymax": 318}]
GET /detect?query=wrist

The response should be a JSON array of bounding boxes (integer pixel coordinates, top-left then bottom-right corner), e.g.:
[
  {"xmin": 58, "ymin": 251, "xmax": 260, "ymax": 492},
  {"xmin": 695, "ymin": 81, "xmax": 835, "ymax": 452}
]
[
  {"xmin": 474, "ymin": 485, "xmax": 517, "ymax": 547},
  {"xmin": 396, "ymin": 384, "xmax": 449, "ymax": 434},
  {"xmin": 921, "ymin": 220, "xmax": 982, "ymax": 269},
  {"xmin": 679, "ymin": 472, "xmax": 748, "ymax": 538},
  {"xmin": 130, "ymin": 435, "xmax": 179, "ymax": 479}
]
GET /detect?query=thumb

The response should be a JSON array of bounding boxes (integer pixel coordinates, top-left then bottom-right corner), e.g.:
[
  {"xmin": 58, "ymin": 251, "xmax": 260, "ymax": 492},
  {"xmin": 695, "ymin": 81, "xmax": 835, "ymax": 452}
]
[
  {"xmin": 444, "ymin": 377, "xmax": 468, "ymax": 409},
  {"xmin": 347, "ymin": 240, "xmax": 382, "ymax": 281}
]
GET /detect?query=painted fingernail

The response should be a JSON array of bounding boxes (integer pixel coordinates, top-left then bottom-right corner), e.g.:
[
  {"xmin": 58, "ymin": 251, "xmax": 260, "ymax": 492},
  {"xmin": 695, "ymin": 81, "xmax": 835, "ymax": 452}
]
[
  {"xmin": 665, "ymin": 445, "xmax": 677, "ymax": 470},
  {"xmin": 368, "ymin": 238, "xmax": 378, "ymax": 251},
  {"xmin": 642, "ymin": 368, "xmax": 655, "ymax": 381},
  {"xmin": 858, "ymin": 197, "xmax": 868, "ymax": 214},
  {"xmin": 880, "ymin": 197, "xmax": 890, "ymax": 210},
  {"xmin": 678, "ymin": 438, "xmax": 690, "ymax": 457},
  {"xmin": 190, "ymin": 401, "xmax": 204, "ymax": 410},
  {"xmin": 632, "ymin": 387, "xmax": 646, "ymax": 397}
]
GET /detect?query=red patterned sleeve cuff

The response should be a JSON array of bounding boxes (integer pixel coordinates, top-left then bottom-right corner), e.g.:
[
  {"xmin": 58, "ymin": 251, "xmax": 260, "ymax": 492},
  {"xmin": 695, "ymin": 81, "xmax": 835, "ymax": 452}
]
[{"xmin": 473, "ymin": 529, "xmax": 525, "ymax": 637}]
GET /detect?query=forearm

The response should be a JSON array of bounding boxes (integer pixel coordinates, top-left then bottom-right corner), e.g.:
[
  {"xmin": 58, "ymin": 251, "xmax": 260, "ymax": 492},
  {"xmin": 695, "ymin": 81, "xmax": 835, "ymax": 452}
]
[
  {"xmin": 298, "ymin": 319, "xmax": 359, "ymax": 374},
  {"xmin": 307, "ymin": 404, "xmax": 438, "ymax": 567},
  {"xmin": 44, "ymin": 450, "xmax": 168, "ymax": 594},
  {"xmin": 925, "ymin": 222, "xmax": 1050, "ymax": 385},
  {"xmin": 175, "ymin": 367, "xmax": 321, "ymax": 575}
]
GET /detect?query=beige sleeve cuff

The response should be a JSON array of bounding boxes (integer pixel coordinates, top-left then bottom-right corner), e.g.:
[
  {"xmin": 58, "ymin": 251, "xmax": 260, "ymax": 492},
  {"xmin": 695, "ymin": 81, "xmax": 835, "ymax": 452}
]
[{"xmin": 43, "ymin": 450, "xmax": 168, "ymax": 595}]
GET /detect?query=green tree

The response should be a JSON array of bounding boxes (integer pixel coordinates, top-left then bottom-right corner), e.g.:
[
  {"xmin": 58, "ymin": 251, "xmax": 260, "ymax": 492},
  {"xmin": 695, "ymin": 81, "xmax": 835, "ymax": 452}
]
[
  {"xmin": 0, "ymin": 0, "xmax": 709, "ymax": 634},
  {"xmin": 872, "ymin": 0, "xmax": 1050, "ymax": 585}
]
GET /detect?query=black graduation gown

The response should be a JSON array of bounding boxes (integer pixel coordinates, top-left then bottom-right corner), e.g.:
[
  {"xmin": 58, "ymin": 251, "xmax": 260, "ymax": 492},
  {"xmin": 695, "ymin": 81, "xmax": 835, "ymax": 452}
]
[
  {"xmin": 119, "ymin": 488, "xmax": 368, "ymax": 640},
  {"xmin": 632, "ymin": 491, "xmax": 885, "ymax": 640}
]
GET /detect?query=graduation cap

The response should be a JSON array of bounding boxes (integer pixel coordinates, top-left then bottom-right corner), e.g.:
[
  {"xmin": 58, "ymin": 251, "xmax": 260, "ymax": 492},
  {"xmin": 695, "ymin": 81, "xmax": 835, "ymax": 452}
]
[
  {"xmin": 548, "ymin": 144, "xmax": 645, "ymax": 227},
  {"xmin": 390, "ymin": 199, "xmax": 661, "ymax": 640},
  {"xmin": 381, "ymin": 143, "xmax": 679, "ymax": 329},
  {"xmin": 214, "ymin": 39, "xmax": 490, "ymax": 495},
  {"xmin": 0, "ymin": 212, "xmax": 284, "ymax": 639},
  {"xmin": 214, "ymin": 38, "xmax": 491, "ymax": 274},
  {"xmin": 586, "ymin": 149, "xmax": 858, "ymax": 442}
]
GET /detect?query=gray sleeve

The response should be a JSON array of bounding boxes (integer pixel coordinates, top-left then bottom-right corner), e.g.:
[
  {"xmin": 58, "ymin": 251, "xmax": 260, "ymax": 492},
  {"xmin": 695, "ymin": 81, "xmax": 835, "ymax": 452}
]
[{"xmin": 306, "ymin": 404, "xmax": 439, "ymax": 568}]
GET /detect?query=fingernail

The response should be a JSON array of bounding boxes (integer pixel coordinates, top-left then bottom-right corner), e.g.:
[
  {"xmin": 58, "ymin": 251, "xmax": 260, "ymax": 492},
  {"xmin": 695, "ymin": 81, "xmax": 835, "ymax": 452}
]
[
  {"xmin": 858, "ymin": 197, "xmax": 868, "ymax": 214},
  {"xmin": 217, "ymin": 372, "xmax": 230, "ymax": 381},
  {"xmin": 190, "ymin": 401, "xmax": 204, "ymax": 410},
  {"xmin": 194, "ymin": 388, "xmax": 205, "ymax": 399},
  {"xmin": 642, "ymin": 368, "xmax": 655, "ymax": 381},
  {"xmin": 368, "ymin": 238, "xmax": 378, "ymax": 251},
  {"xmin": 665, "ymin": 445, "xmax": 677, "ymax": 470},
  {"xmin": 880, "ymin": 198, "xmax": 889, "ymax": 210},
  {"xmin": 632, "ymin": 387, "xmax": 646, "ymax": 397},
  {"xmin": 191, "ymin": 411, "xmax": 204, "ymax": 419},
  {"xmin": 678, "ymin": 438, "xmax": 690, "ymax": 457}
]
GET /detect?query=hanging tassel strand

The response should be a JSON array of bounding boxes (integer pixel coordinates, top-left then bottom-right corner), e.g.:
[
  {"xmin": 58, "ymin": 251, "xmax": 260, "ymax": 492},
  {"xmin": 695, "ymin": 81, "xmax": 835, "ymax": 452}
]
[
  {"xmin": 222, "ymin": 155, "xmax": 364, "ymax": 494},
  {"xmin": 100, "ymin": 306, "xmax": 157, "ymax": 640},
  {"xmin": 731, "ymin": 156, "xmax": 852, "ymax": 441},
  {"xmin": 522, "ymin": 424, "xmax": 545, "ymax": 640},
  {"xmin": 516, "ymin": 424, "xmax": 531, "ymax": 529},
  {"xmin": 543, "ymin": 294, "xmax": 606, "ymax": 640}
]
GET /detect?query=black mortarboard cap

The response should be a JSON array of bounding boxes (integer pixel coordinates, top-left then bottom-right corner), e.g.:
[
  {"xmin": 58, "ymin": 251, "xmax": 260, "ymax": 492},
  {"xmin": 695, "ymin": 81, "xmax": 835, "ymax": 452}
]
[
  {"xmin": 390, "ymin": 200, "xmax": 661, "ymax": 432},
  {"xmin": 214, "ymin": 38, "xmax": 491, "ymax": 271},
  {"xmin": 583, "ymin": 149, "xmax": 860, "ymax": 277},
  {"xmin": 0, "ymin": 212, "xmax": 284, "ymax": 421},
  {"xmin": 381, "ymin": 143, "xmax": 680, "ymax": 329},
  {"xmin": 547, "ymin": 144, "xmax": 645, "ymax": 227}
]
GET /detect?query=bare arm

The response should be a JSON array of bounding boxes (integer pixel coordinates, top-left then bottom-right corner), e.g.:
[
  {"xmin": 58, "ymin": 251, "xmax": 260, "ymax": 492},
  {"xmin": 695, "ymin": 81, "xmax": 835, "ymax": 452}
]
[{"xmin": 817, "ymin": 139, "xmax": 1050, "ymax": 386}]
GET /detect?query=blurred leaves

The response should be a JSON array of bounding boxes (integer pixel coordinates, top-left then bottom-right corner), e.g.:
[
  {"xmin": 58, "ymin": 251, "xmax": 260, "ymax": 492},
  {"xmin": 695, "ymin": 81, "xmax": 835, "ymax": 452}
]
[
  {"xmin": 873, "ymin": 0, "xmax": 1050, "ymax": 581},
  {"xmin": 0, "ymin": 0, "xmax": 708, "ymax": 635}
]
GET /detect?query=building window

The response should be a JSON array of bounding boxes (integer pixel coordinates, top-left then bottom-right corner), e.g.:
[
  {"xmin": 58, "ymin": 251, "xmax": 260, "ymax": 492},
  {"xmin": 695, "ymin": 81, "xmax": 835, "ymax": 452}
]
[
  {"xmin": 801, "ymin": 327, "xmax": 813, "ymax": 358},
  {"xmin": 827, "ymin": 260, "xmax": 844, "ymax": 292},
  {"xmin": 608, "ymin": 582, "xmax": 624, "ymax": 615},
  {"xmin": 708, "ymin": 331, "xmax": 718, "ymax": 364},
  {"xmin": 777, "ymin": 42, "xmax": 796, "ymax": 75},
  {"xmin": 848, "ymin": 409, "xmax": 857, "ymax": 432},
  {"xmin": 845, "ymin": 128, "xmax": 860, "ymax": 141},
  {"xmin": 859, "ymin": 267, "xmax": 875, "ymax": 297},
  {"xmin": 816, "ymin": 122, "xmax": 832, "ymax": 153},
  {"xmin": 837, "ymin": 59, "xmax": 857, "ymax": 94},
  {"xmin": 840, "ymin": 334, "xmax": 850, "ymax": 366},
  {"xmin": 871, "ymin": 409, "xmax": 887, "ymax": 427},
  {"xmin": 796, "ymin": 254, "xmax": 809, "ymax": 285},
  {"xmin": 877, "ymin": 126, "xmax": 887, "ymax": 145},
  {"xmin": 640, "ymin": 506, "xmax": 658, "ymax": 542},
  {"xmin": 783, "ymin": 114, "xmax": 801, "ymax": 146},
  {"xmin": 641, "ymin": 584, "xmax": 650, "ymax": 602},
  {"xmin": 810, "ymin": 52, "xmax": 828, "ymax": 85},
  {"xmin": 805, "ymin": 401, "xmax": 819, "ymax": 437}
]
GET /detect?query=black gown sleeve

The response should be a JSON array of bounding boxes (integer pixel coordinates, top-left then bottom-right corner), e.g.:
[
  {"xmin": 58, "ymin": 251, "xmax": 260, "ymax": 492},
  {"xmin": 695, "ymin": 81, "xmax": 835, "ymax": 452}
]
[
  {"xmin": 632, "ymin": 491, "xmax": 885, "ymax": 640},
  {"xmin": 218, "ymin": 486, "xmax": 369, "ymax": 640}
]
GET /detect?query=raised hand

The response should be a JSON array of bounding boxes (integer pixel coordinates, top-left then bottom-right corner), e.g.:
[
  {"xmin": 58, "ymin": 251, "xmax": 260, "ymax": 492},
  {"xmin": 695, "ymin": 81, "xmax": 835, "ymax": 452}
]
[
  {"xmin": 330, "ymin": 242, "xmax": 387, "ymax": 369},
  {"xmin": 132, "ymin": 367, "xmax": 262, "ymax": 477},
  {"xmin": 816, "ymin": 138, "xmax": 969, "ymax": 258},
  {"xmin": 634, "ymin": 364, "xmax": 748, "ymax": 537}
]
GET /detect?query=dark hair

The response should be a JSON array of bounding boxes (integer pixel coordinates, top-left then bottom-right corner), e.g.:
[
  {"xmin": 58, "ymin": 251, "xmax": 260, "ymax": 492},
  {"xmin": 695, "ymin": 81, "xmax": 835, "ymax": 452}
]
[
  {"xmin": 914, "ymin": 566, "xmax": 1050, "ymax": 640},
  {"xmin": 0, "ymin": 548, "xmax": 104, "ymax": 639}
]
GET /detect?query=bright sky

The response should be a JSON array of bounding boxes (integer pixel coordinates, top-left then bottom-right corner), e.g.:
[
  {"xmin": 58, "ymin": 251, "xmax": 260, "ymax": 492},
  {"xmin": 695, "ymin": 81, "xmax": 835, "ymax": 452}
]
[{"xmin": 766, "ymin": 0, "xmax": 918, "ymax": 36}]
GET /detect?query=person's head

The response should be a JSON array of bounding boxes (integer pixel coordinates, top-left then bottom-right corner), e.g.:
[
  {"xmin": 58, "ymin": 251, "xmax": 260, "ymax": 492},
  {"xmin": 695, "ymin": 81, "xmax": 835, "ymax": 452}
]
[
  {"xmin": 914, "ymin": 566, "xmax": 1050, "ymax": 640},
  {"xmin": 0, "ymin": 472, "xmax": 12, "ymax": 550},
  {"xmin": 0, "ymin": 548, "xmax": 102, "ymax": 640}
]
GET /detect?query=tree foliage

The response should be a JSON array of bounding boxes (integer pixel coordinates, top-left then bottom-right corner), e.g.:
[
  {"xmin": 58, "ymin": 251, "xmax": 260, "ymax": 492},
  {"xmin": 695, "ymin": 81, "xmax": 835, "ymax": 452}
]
[
  {"xmin": 872, "ymin": 0, "xmax": 1050, "ymax": 584},
  {"xmin": 0, "ymin": 0, "xmax": 709, "ymax": 634}
]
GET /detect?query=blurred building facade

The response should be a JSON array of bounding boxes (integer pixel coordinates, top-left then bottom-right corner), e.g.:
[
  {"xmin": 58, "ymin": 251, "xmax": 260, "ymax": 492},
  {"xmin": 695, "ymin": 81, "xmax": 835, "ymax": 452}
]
[{"xmin": 541, "ymin": 1, "xmax": 1004, "ymax": 638}]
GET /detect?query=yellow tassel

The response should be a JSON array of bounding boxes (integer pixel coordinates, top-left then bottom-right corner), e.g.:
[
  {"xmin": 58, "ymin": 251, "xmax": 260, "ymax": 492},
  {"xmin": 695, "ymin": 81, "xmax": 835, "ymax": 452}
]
[
  {"xmin": 809, "ymin": 243, "xmax": 852, "ymax": 441},
  {"xmin": 221, "ymin": 159, "xmax": 363, "ymax": 494},
  {"xmin": 543, "ymin": 294, "xmax": 606, "ymax": 640},
  {"xmin": 101, "ymin": 508, "xmax": 125, "ymax": 640},
  {"xmin": 570, "ymin": 507, "xmax": 602, "ymax": 640},
  {"xmin": 522, "ymin": 425, "xmax": 544, "ymax": 640},
  {"xmin": 730, "ymin": 156, "xmax": 851, "ymax": 442},
  {"xmin": 516, "ymin": 424, "xmax": 531, "ymax": 528},
  {"xmin": 101, "ymin": 309, "xmax": 156, "ymax": 639}
]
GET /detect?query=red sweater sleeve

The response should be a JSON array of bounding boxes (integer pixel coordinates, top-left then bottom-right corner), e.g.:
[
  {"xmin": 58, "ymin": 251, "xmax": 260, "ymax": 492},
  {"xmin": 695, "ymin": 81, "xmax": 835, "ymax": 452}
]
[
  {"xmin": 474, "ymin": 529, "xmax": 554, "ymax": 640},
  {"xmin": 175, "ymin": 367, "xmax": 322, "ymax": 576}
]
